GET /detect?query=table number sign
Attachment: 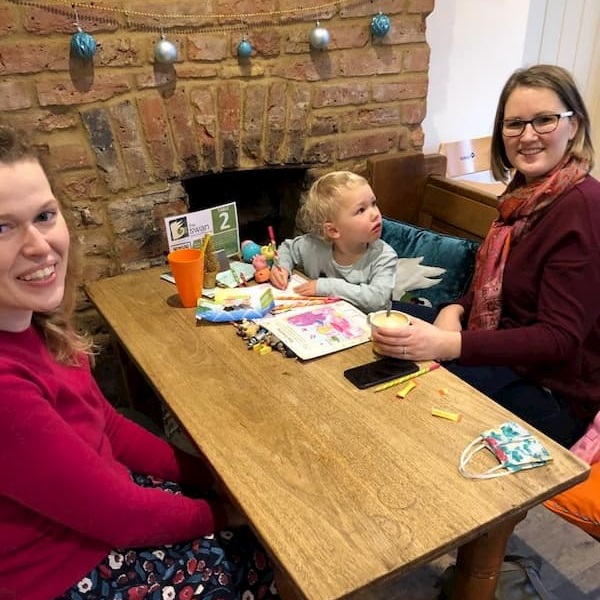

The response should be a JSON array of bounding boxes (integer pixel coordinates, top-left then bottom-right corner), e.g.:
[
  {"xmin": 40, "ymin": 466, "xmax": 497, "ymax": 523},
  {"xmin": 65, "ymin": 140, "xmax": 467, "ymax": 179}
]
[{"xmin": 164, "ymin": 202, "xmax": 240, "ymax": 257}]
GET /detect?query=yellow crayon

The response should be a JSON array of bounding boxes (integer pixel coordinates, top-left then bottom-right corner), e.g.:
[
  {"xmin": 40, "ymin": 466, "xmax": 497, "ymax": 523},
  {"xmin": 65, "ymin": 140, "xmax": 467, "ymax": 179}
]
[
  {"xmin": 431, "ymin": 407, "xmax": 461, "ymax": 422},
  {"xmin": 396, "ymin": 381, "xmax": 417, "ymax": 398}
]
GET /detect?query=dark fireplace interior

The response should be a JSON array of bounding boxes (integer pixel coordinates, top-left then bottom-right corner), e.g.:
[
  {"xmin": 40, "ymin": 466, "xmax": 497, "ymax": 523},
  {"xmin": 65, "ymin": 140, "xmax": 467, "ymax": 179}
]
[{"xmin": 183, "ymin": 167, "xmax": 310, "ymax": 247}]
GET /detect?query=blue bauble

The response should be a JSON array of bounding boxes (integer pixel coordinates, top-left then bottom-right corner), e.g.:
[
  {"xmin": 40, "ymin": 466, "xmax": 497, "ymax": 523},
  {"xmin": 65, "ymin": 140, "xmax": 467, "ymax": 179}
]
[
  {"xmin": 371, "ymin": 13, "xmax": 391, "ymax": 37},
  {"xmin": 71, "ymin": 28, "xmax": 97, "ymax": 59},
  {"xmin": 241, "ymin": 241, "xmax": 261, "ymax": 263},
  {"xmin": 237, "ymin": 39, "xmax": 253, "ymax": 58}
]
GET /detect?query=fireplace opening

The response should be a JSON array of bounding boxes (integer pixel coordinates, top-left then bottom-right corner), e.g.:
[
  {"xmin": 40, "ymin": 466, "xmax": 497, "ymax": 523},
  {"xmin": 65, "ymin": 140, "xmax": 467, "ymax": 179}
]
[{"xmin": 182, "ymin": 167, "xmax": 310, "ymax": 247}]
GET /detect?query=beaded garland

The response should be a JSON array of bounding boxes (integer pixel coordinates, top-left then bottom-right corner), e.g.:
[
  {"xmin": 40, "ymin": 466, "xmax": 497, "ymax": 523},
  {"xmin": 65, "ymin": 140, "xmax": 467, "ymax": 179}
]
[{"xmin": 18, "ymin": 0, "xmax": 394, "ymax": 60}]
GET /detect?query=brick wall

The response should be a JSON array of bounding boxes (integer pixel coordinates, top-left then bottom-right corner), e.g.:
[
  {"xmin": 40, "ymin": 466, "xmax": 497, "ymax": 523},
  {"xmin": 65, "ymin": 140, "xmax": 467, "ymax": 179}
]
[{"xmin": 0, "ymin": 0, "xmax": 433, "ymax": 398}]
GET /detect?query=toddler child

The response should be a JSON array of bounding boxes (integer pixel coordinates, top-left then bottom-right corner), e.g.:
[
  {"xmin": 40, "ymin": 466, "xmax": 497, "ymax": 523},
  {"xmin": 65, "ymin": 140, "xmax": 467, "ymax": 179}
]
[{"xmin": 270, "ymin": 170, "xmax": 397, "ymax": 313}]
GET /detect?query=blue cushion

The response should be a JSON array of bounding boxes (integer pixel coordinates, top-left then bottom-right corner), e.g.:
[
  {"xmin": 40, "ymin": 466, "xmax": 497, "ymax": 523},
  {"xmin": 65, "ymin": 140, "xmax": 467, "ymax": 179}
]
[{"xmin": 381, "ymin": 217, "xmax": 479, "ymax": 310}]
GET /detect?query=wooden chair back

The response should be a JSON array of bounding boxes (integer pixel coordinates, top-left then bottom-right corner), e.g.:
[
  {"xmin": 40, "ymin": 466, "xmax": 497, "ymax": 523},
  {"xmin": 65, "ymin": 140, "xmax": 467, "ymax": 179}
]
[
  {"xmin": 439, "ymin": 136, "xmax": 493, "ymax": 178},
  {"xmin": 418, "ymin": 175, "xmax": 499, "ymax": 242}
]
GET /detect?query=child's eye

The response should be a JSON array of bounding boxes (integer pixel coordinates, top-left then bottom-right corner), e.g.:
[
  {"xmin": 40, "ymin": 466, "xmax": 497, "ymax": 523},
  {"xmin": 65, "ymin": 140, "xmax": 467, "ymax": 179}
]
[{"xmin": 0, "ymin": 223, "xmax": 11, "ymax": 235}]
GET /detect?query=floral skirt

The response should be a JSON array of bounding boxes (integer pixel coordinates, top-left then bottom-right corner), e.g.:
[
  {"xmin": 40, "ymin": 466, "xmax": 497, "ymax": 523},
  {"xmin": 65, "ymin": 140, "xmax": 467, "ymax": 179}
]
[{"xmin": 55, "ymin": 474, "xmax": 278, "ymax": 600}]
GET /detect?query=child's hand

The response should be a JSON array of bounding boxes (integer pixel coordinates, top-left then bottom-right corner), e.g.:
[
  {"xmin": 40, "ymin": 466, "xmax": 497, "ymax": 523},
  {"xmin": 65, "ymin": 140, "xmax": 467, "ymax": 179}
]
[
  {"xmin": 270, "ymin": 265, "xmax": 289, "ymax": 289},
  {"xmin": 293, "ymin": 280, "xmax": 318, "ymax": 296}
]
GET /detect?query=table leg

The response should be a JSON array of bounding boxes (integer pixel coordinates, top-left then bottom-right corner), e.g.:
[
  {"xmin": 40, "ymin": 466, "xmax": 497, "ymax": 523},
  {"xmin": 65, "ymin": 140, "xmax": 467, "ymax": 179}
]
[
  {"xmin": 112, "ymin": 340, "xmax": 163, "ymax": 426},
  {"xmin": 450, "ymin": 512, "xmax": 527, "ymax": 600},
  {"xmin": 273, "ymin": 565, "xmax": 304, "ymax": 600}
]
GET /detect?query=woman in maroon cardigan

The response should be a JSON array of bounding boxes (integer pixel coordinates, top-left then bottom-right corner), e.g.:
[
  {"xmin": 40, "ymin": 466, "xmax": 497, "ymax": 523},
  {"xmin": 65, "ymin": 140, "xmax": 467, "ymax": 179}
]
[
  {"xmin": 0, "ymin": 123, "xmax": 279, "ymax": 600},
  {"xmin": 373, "ymin": 64, "xmax": 600, "ymax": 448}
]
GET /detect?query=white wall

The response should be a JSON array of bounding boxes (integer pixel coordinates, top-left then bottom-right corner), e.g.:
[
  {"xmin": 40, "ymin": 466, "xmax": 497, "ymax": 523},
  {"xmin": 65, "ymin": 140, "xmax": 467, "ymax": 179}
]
[
  {"xmin": 529, "ymin": 0, "xmax": 600, "ymax": 177},
  {"xmin": 422, "ymin": 0, "xmax": 532, "ymax": 153}
]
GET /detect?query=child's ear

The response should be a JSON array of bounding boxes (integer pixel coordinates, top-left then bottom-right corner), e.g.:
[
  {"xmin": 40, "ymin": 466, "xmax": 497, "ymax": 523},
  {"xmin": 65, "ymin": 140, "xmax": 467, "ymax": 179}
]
[{"xmin": 323, "ymin": 221, "xmax": 340, "ymax": 239}]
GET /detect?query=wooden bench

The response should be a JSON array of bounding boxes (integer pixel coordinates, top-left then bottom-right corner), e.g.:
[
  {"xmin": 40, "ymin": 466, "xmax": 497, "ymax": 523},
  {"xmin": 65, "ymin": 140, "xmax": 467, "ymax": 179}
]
[{"xmin": 366, "ymin": 151, "xmax": 501, "ymax": 241}]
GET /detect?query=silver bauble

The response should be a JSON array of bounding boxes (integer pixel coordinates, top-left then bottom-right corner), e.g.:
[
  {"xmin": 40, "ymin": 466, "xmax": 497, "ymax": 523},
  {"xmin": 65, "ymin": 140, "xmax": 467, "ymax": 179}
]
[
  {"xmin": 309, "ymin": 23, "xmax": 330, "ymax": 50},
  {"xmin": 155, "ymin": 34, "xmax": 178, "ymax": 64}
]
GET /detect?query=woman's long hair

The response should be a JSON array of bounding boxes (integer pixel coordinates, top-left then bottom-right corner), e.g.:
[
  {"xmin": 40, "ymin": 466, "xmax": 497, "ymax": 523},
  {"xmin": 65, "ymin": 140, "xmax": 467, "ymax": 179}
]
[{"xmin": 0, "ymin": 123, "xmax": 94, "ymax": 365}]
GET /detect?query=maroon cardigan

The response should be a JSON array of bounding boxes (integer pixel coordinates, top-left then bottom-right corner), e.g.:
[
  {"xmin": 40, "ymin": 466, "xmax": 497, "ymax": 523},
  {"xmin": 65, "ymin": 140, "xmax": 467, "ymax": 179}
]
[{"xmin": 458, "ymin": 175, "xmax": 600, "ymax": 422}]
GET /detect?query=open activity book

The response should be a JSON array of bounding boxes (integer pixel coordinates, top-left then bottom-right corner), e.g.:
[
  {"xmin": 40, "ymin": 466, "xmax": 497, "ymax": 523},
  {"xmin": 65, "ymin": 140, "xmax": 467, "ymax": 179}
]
[{"xmin": 194, "ymin": 274, "xmax": 371, "ymax": 360}]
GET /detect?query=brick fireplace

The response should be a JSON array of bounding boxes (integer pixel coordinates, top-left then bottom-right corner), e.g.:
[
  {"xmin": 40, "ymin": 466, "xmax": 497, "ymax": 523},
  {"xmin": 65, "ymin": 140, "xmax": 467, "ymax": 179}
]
[{"xmin": 0, "ymin": 0, "xmax": 433, "ymax": 398}]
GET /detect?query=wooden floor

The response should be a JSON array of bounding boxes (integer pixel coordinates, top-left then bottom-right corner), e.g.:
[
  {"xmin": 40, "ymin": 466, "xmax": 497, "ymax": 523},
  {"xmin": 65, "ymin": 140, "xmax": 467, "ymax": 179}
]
[{"xmin": 388, "ymin": 505, "xmax": 600, "ymax": 599}]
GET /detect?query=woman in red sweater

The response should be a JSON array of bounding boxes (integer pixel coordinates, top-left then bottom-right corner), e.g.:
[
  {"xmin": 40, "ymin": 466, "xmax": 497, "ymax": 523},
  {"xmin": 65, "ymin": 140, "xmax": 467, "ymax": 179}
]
[
  {"xmin": 0, "ymin": 124, "xmax": 279, "ymax": 599},
  {"xmin": 373, "ymin": 64, "xmax": 600, "ymax": 448}
]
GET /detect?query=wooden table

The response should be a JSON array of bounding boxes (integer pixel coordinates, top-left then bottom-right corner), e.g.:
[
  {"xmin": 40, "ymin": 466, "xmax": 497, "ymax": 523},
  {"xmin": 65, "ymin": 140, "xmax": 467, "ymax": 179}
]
[{"xmin": 87, "ymin": 267, "xmax": 589, "ymax": 600}]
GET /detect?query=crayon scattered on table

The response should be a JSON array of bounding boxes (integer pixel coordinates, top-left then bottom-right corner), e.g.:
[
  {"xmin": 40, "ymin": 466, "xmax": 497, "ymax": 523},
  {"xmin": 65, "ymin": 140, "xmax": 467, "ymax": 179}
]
[
  {"xmin": 431, "ymin": 408, "xmax": 461, "ymax": 422},
  {"xmin": 396, "ymin": 381, "xmax": 417, "ymax": 398},
  {"xmin": 438, "ymin": 387, "xmax": 449, "ymax": 396}
]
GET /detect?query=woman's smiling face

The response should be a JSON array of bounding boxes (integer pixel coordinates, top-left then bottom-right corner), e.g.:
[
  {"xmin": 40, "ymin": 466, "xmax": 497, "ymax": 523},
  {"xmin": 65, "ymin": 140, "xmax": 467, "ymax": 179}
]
[
  {"xmin": 0, "ymin": 159, "xmax": 70, "ymax": 331},
  {"xmin": 502, "ymin": 85, "xmax": 578, "ymax": 183}
]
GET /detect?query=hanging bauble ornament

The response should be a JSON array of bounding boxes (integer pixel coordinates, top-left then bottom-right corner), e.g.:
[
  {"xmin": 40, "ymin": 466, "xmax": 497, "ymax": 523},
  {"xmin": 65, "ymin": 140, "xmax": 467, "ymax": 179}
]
[
  {"xmin": 371, "ymin": 12, "xmax": 391, "ymax": 37},
  {"xmin": 309, "ymin": 21, "xmax": 330, "ymax": 50},
  {"xmin": 237, "ymin": 38, "xmax": 253, "ymax": 58},
  {"xmin": 70, "ymin": 26, "xmax": 97, "ymax": 60},
  {"xmin": 155, "ymin": 34, "xmax": 178, "ymax": 64}
]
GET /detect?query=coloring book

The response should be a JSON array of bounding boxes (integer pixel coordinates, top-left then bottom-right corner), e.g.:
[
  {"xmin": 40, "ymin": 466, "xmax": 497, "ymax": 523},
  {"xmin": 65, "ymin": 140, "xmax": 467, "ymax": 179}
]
[{"xmin": 257, "ymin": 300, "xmax": 370, "ymax": 361}]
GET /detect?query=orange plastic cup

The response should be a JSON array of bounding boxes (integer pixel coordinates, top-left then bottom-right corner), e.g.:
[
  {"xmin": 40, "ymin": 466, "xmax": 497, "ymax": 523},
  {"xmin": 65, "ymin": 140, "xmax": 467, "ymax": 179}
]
[{"xmin": 167, "ymin": 248, "xmax": 204, "ymax": 308}]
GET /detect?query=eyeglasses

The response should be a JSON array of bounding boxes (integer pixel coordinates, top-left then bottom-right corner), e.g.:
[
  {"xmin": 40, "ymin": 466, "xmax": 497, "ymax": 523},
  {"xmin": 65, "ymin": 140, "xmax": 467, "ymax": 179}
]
[{"xmin": 501, "ymin": 111, "xmax": 574, "ymax": 137}]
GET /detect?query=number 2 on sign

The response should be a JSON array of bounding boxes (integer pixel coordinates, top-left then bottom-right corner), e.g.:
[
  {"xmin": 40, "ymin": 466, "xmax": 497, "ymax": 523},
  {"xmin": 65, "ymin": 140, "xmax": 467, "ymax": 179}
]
[{"xmin": 217, "ymin": 211, "xmax": 229, "ymax": 230}]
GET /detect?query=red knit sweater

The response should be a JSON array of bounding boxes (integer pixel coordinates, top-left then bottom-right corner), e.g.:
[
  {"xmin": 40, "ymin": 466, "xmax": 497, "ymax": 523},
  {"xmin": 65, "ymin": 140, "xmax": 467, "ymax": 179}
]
[
  {"xmin": 0, "ymin": 326, "xmax": 220, "ymax": 600},
  {"xmin": 458, "ymin": 176, "xmax": 600, "ymax": 421}
]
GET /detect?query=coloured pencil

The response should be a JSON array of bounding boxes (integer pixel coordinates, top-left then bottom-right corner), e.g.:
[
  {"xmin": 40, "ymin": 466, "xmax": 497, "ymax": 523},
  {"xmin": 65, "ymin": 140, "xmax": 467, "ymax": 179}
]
[
  {"xmin": 271, "ymin": 298, "xmax": 341, "ymax": 314},
  {"xmin": 275, "ymin": 295, "xmax": 341, "ymax": 301},
  {"xmin": 373, "ymin": 362, "xmax": 440, "ymax": 393},
  {"xmin": 267, "ymin": 225, "xmax": 279, "ymax": 267}
]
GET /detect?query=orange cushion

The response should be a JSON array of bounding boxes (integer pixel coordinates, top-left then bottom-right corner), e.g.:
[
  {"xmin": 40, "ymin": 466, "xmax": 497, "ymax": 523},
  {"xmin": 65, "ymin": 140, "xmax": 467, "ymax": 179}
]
[{"xmin": 544, "ymin": 462, "xmax": 600, "ymax": 537}]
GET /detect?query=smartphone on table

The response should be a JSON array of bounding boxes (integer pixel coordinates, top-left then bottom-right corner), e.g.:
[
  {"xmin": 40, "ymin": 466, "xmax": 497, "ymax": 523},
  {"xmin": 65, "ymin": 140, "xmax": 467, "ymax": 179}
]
[{"xmin": 343, "ymin": 357, "xmax": 419, "ymax": 390}]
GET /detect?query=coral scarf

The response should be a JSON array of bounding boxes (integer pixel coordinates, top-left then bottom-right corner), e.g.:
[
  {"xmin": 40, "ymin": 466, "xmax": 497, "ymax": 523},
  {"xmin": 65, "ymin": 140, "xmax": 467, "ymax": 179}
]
[{"xmin": 467, "ymin": 155, "xmax": 588, "ymax": 330}]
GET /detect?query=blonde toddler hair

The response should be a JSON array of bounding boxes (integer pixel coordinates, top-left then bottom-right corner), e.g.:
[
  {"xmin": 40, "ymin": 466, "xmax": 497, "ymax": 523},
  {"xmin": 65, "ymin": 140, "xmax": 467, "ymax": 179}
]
[{"xmin": 300, "ymin": 170, "xmax": 369, "ymax": 240}]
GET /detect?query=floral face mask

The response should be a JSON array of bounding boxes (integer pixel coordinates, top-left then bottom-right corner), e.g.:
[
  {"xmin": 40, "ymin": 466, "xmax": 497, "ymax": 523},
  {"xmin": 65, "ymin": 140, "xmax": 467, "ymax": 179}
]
[{"xmin": 459, "ymin": 421, "xmax": 552, "ymax": 479}]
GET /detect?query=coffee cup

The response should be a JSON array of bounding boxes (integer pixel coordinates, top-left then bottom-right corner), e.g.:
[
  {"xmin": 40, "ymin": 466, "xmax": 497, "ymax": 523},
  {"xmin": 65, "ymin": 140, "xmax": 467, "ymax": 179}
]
[{"xmin": 367, "ymin": 309, "xmax": 411, "ymax": 354}]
